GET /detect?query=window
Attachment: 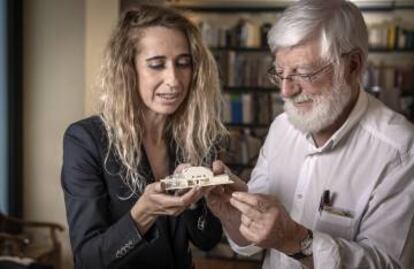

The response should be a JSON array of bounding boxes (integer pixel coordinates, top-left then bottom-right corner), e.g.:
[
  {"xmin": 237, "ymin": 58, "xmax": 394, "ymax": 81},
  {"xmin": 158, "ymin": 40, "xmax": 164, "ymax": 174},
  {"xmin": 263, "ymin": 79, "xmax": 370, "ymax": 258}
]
[
  {"xmin": 1, "ymin": 0, "xmax": 23, "ymax": 216},
  {"xmin": 0, "ymin": 0, "xmax": 7, "ymax": 213}
]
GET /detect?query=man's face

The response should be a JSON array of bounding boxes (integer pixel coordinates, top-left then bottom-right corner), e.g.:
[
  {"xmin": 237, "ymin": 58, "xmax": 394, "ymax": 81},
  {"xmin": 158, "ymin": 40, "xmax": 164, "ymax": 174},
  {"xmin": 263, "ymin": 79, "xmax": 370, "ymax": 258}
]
[{"xmin": 274, "ymin": 38, "xmax": 353, "ymax": 133}]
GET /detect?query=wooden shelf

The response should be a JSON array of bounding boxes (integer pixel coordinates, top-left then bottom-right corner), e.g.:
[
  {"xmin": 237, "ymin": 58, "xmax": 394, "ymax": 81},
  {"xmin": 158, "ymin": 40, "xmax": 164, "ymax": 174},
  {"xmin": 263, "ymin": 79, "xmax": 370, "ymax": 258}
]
[
  {"xmin": 213, "ymin": 47, "xmax": 414, "ymax": 53},
  {"xmin": 369, "ymin": 48, "xmax": 414, "ymax": 53},
  {"xmin": 401, "ymin": 91, "xmax": 414, "ymax": 97},
  {"xmin": 225, "ymin": 123, "xmax": 270, "ymax": 128},
  {"xmin": 212, "ymin": 47, "xmax": 269, "ymax": 52},
  {"xmin": 170, "ymin": 1, "xmax": 414, "ymax": 13},
  {"xmin": 169, "ymin": 3, "xmax": 286, "ymax": 13},
  {"xmin": 223, "ymin": 86, "xmax": 278, "ymax": 93}
]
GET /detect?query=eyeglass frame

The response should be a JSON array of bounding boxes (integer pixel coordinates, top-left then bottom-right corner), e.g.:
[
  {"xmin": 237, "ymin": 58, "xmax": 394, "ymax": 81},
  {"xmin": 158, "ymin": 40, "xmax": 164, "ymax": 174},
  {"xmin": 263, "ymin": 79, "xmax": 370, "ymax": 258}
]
[
  {"xmin": 267, "ymin": 50, "xmax": 357, "ymax": 87},
  {"xmin": 267, "ymin": 62, "xmax": 332, "ymax": 87}
]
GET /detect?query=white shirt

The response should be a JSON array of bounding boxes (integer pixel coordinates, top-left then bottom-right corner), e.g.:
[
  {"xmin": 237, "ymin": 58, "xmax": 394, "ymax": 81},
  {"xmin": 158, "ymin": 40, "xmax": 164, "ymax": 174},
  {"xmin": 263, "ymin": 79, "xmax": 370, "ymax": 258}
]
[{"xmin": 228, "ymin": 89, "xmax": 414, "ymax": 268}]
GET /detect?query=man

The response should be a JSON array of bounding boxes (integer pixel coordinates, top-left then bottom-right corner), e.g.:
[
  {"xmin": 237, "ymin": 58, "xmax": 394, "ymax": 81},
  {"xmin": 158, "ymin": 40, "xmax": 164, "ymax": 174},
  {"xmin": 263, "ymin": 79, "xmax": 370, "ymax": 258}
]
[{"xmin": 207, "ymin": 0, "xmax": 414, "ymax": 268}]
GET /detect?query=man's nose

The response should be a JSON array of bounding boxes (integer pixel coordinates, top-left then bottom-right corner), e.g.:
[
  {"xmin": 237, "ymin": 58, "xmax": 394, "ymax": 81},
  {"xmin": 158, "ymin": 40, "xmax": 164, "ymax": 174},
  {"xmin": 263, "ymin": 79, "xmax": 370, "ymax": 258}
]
[{"xmin": 280, "ymin": 78, "xmax": 299, "ymax": 99}]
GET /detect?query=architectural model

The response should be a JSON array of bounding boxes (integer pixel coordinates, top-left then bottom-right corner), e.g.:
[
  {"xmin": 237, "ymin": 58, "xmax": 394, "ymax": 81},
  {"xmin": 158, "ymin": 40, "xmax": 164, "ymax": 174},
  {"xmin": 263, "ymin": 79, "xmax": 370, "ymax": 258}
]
[{"xmin": 161, "ymin": 166, "xmax": 233, "ymax": 190}]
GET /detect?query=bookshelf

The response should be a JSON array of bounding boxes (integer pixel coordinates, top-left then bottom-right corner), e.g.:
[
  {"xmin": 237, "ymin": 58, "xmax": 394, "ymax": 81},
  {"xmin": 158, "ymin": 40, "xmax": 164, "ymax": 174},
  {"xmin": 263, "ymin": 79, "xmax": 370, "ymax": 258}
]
[
  {"xmin": 169, "ymin": 0, "xmax": 414, "ymax": 12},
  {"xmin": 223, "ymin": 86, "xmax": 276, "ymax": 93},
  {"xmin": 172, "ymin": 1, "xmax": 414, "ymax": 156},
  {"xmin": 211, "ymin": 47, "xmax": 268, "ymax": 52},
  {"xmin": 169, "ymin": 0, "xmax": 414, "ymax": 262},
  {"xmin": 181, "ymin": 7, "xmax": 414, "ymax": 180}
]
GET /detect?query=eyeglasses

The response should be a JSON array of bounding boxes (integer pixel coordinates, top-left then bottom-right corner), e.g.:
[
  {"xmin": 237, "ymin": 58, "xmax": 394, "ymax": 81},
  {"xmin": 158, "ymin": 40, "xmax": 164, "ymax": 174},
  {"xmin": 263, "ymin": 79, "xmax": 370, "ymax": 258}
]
[{"xmin": 267, "ymin": 63, "xmax": 332, "ymax": 87}]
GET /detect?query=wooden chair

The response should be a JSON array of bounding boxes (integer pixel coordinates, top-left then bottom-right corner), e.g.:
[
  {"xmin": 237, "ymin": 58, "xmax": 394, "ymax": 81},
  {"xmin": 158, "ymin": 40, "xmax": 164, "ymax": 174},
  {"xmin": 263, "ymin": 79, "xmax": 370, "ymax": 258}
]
[{"xmin": 0, "ymin": 213, "xmax": 64, "ymax": 269}]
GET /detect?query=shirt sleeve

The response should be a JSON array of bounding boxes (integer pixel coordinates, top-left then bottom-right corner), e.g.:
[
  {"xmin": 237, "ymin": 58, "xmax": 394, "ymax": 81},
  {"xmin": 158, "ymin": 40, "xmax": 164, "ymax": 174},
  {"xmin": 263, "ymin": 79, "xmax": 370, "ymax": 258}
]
[
  {"xmin": 312, "ymin": 154, "xmax": 414, "ymax": 268},
  {"xmin": 226, "ymin": 232, "xmax": 263, "ymax": 256}
]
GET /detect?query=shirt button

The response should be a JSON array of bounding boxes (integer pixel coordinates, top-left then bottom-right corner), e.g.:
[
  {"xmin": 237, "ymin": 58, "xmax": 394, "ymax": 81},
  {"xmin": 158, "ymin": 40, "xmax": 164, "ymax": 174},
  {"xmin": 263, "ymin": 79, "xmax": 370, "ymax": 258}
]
[{"xmin": 297, "ymin": 194, "xmax": 303, "ymax": 199}]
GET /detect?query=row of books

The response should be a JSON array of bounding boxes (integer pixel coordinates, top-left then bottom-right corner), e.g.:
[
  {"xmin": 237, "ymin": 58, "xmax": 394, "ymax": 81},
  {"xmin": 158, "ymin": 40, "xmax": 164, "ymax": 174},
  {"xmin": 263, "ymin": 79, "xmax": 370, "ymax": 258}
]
[
  {"xmin": 400, "ymin": 96, "xmax": 414, "ymax": 121},
  {"xmin": 219, "ymin": 65, "xmax": 414, "ymax": 178},
  {"xmin": 214, "ymin": 50, "xmax": 273, "ymax": 87},
  {"xmin": 214, "ymin": 54, "xmax": 414, "ymax": 93},
  {"xmin": 362, "ymin": 62, "xmax": 414, "ymax": 117},
  {"xmin": 219, "ymin": 66, "xmax": 414, "ymax": 123},
  {"xmin": 222, "ymin": 93, "xmax": 284, "ymax": 125},
  {"xmin": 220, "ymin": 63, "xmax": 414, "ymax": 124},
  {"xmin": 363, "ymin": 62, "xmax": 414, "ymax": 92},
  {"xmin": 368, "ymin": 20, "xmax": 414, "ymax": 50},
  {"xmin": 223, "ymin": 129, "xmax": 262, "ymax": 166},
  {"xmin": 199, "ymin": 19, "xmax": 272, "ymax": 48},
  {"xmin": 199, "ymin": 18, "xmax": 414, "ymax": 51}
]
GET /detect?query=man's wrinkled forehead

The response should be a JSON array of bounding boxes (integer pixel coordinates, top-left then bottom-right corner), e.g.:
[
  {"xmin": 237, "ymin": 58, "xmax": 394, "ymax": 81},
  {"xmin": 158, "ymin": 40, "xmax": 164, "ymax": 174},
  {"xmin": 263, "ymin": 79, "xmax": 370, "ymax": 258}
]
[{"xmin": 274, "ymin": 40, "xmax": 324, "ymax": 70}]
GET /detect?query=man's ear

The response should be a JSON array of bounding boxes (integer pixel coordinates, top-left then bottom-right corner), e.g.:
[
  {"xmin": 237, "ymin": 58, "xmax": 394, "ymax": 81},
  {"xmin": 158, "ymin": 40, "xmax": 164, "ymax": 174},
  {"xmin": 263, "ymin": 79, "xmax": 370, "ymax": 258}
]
[{"xmin": 348, "ymin": 49, "xmax": 363, "ymax": 77}]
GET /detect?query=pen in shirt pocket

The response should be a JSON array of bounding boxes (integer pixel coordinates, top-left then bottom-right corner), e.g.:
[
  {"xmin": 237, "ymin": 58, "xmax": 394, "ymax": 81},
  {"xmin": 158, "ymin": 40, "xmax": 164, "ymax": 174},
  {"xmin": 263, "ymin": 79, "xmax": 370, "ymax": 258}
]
[
  {"xmin": 319, "ymin": 189, "xmax": 353, "ymax": 218},
  {"xmin": 319, "ymin": 189, "xmax": 331, "ymax": 213}
]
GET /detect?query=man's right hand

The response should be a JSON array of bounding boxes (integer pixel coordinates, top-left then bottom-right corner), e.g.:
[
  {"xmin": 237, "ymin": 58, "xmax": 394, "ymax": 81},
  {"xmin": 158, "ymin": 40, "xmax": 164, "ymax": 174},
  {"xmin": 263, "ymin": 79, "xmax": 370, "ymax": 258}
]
[
  {"xmin": 205, "ymin": 160, "xmax": 250, "ymax": 246},
  {"xmin": 206, "ymin": 160, "xmax": 247, "ymax": 220}
]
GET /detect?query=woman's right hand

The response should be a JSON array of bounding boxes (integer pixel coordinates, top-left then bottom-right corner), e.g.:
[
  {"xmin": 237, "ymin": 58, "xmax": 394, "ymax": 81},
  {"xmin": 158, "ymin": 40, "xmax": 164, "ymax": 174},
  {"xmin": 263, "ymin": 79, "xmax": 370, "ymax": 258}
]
[{"xmin": 130, "ymin": 181, "xmax": 204, "ymax": 234}]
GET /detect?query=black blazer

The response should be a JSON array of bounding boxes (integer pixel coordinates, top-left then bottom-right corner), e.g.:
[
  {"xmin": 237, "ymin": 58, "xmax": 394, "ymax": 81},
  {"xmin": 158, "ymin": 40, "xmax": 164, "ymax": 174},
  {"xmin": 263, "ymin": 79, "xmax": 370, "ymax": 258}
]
[{"xmin": 61, "ymin": 116, "xmax": 222, "ymax": 269}]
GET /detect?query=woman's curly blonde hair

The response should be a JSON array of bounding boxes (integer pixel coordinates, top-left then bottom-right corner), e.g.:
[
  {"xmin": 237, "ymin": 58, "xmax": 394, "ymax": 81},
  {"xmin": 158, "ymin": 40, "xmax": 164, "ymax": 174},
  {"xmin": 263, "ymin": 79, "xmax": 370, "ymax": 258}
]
[{"xmin": 97, "ymin": 4, "xmax": 227, "ymax": 194}]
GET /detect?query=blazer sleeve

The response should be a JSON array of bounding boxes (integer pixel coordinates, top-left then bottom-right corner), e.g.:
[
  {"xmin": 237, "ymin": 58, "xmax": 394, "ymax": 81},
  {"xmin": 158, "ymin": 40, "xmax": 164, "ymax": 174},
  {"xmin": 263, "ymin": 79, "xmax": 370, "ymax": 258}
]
[
  {"xmin": 181, "ymin": 198, "xmax": 223, "ymax": 251},
  {"xmin": 61, "ymin": 121, "xmax": 159, "ymax": 269}
]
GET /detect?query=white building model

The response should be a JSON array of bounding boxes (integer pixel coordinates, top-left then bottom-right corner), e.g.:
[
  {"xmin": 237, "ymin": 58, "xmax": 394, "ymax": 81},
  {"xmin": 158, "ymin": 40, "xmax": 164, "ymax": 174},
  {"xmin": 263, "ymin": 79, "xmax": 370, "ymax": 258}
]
[{"xmin": 161, "ymin": 166, "xmax": 233, "ymax": 190}]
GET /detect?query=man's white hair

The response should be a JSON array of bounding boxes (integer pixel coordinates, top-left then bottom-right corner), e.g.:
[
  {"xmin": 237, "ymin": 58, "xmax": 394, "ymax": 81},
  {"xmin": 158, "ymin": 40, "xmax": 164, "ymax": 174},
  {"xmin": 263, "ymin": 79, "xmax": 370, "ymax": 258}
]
[{"xmin": 268, "ymin": 0, "xmax": 368, "ymax": 79}]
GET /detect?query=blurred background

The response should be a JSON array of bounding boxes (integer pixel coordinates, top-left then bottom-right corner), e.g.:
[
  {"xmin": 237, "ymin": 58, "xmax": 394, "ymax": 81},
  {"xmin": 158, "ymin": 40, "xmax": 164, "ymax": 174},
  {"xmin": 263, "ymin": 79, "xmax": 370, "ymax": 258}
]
[{"xmin": 1, "ymin": 0, "xmax": 413, "ymax": 269}]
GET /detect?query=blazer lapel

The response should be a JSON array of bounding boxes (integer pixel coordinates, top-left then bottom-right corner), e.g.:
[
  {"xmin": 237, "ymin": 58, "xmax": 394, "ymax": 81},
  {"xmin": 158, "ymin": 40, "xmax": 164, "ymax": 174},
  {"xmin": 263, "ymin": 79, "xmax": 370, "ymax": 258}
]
[
  {"xmin": 142, "ymin": 143, "xmax": 177, "ymax": 269},
  {"xmin": 167, "ymin": 140, "xmax": 180, "ymax": 237}
]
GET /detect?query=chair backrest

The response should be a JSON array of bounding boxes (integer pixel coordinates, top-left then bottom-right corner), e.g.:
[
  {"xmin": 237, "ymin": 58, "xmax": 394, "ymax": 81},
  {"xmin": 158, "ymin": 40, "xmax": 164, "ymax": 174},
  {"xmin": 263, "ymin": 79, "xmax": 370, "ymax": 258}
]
[
  {"xmin": 0, "ymin": 213, "xmax": 64, "ymax": 269},
  {"xmin": 0, "ymin": 212, "xmax": 26, "ymax": 234}
]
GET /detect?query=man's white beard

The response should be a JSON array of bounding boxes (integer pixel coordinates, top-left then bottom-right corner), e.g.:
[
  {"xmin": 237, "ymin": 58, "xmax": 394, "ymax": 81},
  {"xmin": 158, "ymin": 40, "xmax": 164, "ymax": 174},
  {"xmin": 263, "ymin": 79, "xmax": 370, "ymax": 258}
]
[{"xmin": 283, "ymin": 80, "xmax": 353, "ymax": 133}]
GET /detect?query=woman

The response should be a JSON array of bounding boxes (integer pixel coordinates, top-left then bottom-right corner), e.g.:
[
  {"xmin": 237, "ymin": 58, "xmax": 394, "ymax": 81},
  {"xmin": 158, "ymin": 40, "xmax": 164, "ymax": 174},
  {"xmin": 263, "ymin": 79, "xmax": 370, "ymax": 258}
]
[{"xmin": 61, "ymin": 5, "xmax": 227, "ymax": 269}]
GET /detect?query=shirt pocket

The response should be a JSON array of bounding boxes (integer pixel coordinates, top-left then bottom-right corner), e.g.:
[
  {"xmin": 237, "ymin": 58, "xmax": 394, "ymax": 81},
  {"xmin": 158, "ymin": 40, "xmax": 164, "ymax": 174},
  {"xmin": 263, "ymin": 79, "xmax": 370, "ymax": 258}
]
[{"xmin": 314, "ymin": 209, "xmax": 354, "ymax": 240}]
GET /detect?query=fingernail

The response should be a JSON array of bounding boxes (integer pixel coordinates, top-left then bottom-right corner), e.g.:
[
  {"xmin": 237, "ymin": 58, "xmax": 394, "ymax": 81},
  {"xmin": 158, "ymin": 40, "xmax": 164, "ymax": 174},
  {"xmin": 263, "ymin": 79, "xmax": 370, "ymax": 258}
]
[{"xmin": 232, "ymin": 192, "xmax": 240, "ymax": 198}]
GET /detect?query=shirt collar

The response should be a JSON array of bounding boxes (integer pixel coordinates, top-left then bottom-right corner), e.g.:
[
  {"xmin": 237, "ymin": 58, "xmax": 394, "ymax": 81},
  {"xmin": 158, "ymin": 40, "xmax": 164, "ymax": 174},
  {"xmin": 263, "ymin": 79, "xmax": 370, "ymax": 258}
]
[{"xmin": 306, "ymin": 88, "xmax": 368, "ymax": 153}]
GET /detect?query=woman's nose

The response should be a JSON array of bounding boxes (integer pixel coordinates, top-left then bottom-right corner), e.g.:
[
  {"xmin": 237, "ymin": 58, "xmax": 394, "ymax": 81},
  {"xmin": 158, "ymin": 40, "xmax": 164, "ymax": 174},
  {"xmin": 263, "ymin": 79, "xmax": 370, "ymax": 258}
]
[{"xmin": 165, "ymin": 66, "xmax": 179, "ymax": 87}]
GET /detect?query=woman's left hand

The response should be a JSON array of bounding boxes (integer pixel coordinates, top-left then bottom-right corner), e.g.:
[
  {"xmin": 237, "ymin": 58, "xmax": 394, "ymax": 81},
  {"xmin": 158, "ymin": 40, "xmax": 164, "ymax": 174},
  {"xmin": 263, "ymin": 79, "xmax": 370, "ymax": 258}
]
[{"xmin": 130, "ymin": 164, "xmax": 207, "ymax": 234}]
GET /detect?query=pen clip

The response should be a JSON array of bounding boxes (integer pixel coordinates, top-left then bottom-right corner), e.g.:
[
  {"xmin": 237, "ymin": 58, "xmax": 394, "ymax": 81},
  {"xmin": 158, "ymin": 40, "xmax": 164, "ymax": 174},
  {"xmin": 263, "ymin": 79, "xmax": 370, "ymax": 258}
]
[{"xmin": 319, "ymin": 190, "xmax": 330, "ymax": 214}]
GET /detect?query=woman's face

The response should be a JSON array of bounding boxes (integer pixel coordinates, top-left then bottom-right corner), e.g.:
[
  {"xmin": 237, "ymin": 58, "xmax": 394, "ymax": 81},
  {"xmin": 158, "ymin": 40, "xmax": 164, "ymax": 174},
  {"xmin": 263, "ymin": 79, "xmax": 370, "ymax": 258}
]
[{"xmin": 135, "ymin": 26, "xmax": 192, "ymax": 119}]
